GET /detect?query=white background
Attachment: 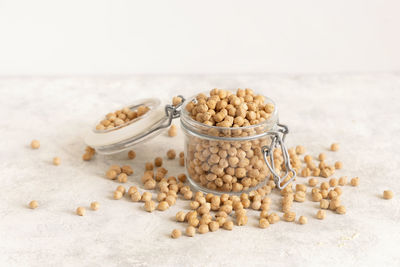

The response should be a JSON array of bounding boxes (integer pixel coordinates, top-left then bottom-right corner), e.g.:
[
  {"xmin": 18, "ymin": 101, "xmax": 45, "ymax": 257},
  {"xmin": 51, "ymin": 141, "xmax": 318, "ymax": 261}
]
[{"xmin": 0, "ymin": 0, "xmax": 399, "ymax": 75}]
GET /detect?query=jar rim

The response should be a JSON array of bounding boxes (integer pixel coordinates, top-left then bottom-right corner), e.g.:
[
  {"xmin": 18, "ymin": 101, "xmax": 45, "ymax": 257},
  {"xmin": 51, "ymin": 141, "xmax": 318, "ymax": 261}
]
[{"xmin": 180, "ymin": 92, "xmax": 278, "ymax": 132}]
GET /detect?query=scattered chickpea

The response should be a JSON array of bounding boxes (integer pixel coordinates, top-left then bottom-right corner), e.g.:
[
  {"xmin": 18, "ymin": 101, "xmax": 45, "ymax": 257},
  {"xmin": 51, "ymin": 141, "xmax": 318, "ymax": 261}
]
[
  {"xmin": 90, "ymin": 201, "xmax": 100, "ymax": 211},
  {"xmin": 179, "ymin": 157, "xmax": 185, "ymax": 166},
  {"xmin": 128, "ymin": 150, "xmax": 136, "ymax": 159},
  {"xmin": 334, "ymin": 161, "xmax": 343, "ymax": 169},
  {"xmin": 283, "ymin": 211, "xmax": 296, "ymax": 222},
  {"xmin": 318, "ymin": 153, "xmax": 326, "ymax": 161},
  {"xmin": 329, "ymin": 178, "xmax": 338, "ymax": 187},
  {"xmin": 28, "ymin": 200, "xmax": 38, "ymax": 209},
  {"xmin": 53, "ymin": 157, "xmax": 61, "ymax": 166},
  {"xmin": 350, "ymin": 177, "xmax": 360, "ymax": 186},
  {"xmin": 383, "ymin": 190, "xmax": 393, "ymax": 200},
  {"xmin": 154, "ymin": 157, "xmax": 163, "ymax": 167},
  {"xmin": 309, "ymin": 178, "xmax": 318, "ymax": 187},
  {"xmin": 106, "ymin": 169, "xmax": 117, "ymax": 180},
  {"xmin": 168, "ymin": 125, "xmax": 178, "ymax": 137},
  {"xmin": 298, "ymin": 216, "xmax": 307, "ymax": 225},
  {"xmin": 336, "ymin": 205, "xmax": 346, "ymax": 214},
  {"xmin": 157, "ymin": 201, "xmax": 169, "ymax": 211},
  {"xmin": 145, "ymin": 162, "xmax": 154, "ymax": 171},
  {"xmin": 294, "ymin": 191, "xmax": 306, "ymax": 202},
  {"xmin": 259, "ymin": 218, "xmax": 270, "ymax": 228},
  {"xmin": 130, "ymin": 191, "xmax": 141, "ymax": 202},
  {"xmin": 186, "ymin": 226, "xmax": 196, "ymax": 237},
  {"xmin": 198, "ymin": 224, "xmax": 209, "ymax": 234},
  {"xmin": 171, "ymin": 229, "xmax": 182, "ymax": 239},
  {"xmin": 338, "ymin": 176, "xmax": 347, "ymax": 186},
  {"xmin": 76, "ymin": 207, "xmax": 85, "ymax": 216},
  {"xmin": 167, "ymin": 149, "xmax": 176, "ymax": 159},
  {"xmin": 236, "ymin": 215, "xmax": 248, "ymax": 226},
  {"xmin": 144, "ymin": 200, "xmax": 156, "ymax": 212},
  {"xmin": 330, "ymin": 143, "xmax": 339, "ymax": 151},
  {"xmin": 141, "ymin": 192, "xmax": 152, "ymax": 202},
  {"xmin": 176, "ymin": 211, "xmax": 186, "ymax": 222},
  {"xmin": 320, "ymin": 199, "xmax": 329, "ymax": 209},
  {"xmin": 223, "ymin": 221, "xmax": 234, "ymax": 230},
  {"xmin": 316, "ymin": 210, "xmax": 326, "ymax": 220},
  {"xmin": 30, "ymin": 140, "xmax": 40, "ymax": 149},
  {"xmin": 209, "ymin": 221, "xmax": 219, "ymax": 232},
  {"xmin": 267, "ymin": 213, "xmax": 280, "ymax": 224},
  {"xmin": 117, "ymin": 173, "xmax": 128, "ymax": 183},
  {"xmin": 113, "ymin": 190, "xmax": 123, "ymax": 200}
]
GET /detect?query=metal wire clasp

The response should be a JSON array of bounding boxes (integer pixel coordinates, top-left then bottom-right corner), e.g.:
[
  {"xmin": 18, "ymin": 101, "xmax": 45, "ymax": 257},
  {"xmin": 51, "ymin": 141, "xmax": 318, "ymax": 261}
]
[
  {"xmin": 162, "ymin": 95, "xmax": 185, "ymax": 126},
  {"xmin": 262, "ymin": 123, "xmax": 296, "ymax": 190}
]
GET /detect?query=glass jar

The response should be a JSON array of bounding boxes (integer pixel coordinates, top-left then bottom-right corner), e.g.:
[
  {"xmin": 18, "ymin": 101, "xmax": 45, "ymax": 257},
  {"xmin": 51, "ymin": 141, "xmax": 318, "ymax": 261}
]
[
  {"xmin": 180, "ymin": 94, "xmax": 295, "ymax": 194},
  {"xmin": 85, "ymin": 93, "xmax": 295, "ymax": 193}
]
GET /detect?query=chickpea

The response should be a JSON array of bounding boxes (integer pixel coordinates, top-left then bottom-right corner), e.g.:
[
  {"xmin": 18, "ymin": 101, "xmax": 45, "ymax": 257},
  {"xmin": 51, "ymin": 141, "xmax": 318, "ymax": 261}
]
[
  {"xmin": 128, "ymin": 150, "xmax": 136, "ymax": 159},
  {"xmin": 141, "ymin": 192, "xmax": 152, "ymax": 202},
  {"xmin": 320, "ymin": 199, "xmax": 329, "ymax": 209},
  {"xmin": 113, "ymin": 190, "xmax": 123, "ymax": 200},
  {"xmin": 90, "ymin": 201, "xmax": 100, "ymax": 211},
  {"xmin": 350, "ymin": 177, "xmax": 360, "ymax": 186},
  {"xmin": 167, "ymin": 149, "xmax": 176, "ymax": 159},
  {"xmin": 185, "ymin": 226, "xmax": 196, "ymax": 237},
  {"xmin": 223, "ymin": 221, "xmax": 234, "ymax": 230},
  {"xmin": 338, "ymin": 176, "xmax": 348, "ymax": 186},
  {"xmin": 144, "ymin": 179, "xmax": 156, "ymax": 190},
  {"xmin": 334, "ymin": 161, "xmax": 343, "ymax": 169},
  {"xmin": 76, "ymin": 207, "xmax": 85, "ymax": 216},
  {"xmin": 198, "ymin": 224, "xmax": 209, "ymax": 234},
  {"xmin": 30, "ymin": 140, "xmax": 40, "ymax": 149},
  {"xmin": 168, "ymin": 125, "xmax": 178, "ymax": 137},
  {"xmin": 236, "ymin": 215, "xmax": 248, "ymax": 226},
  {"xmin": 316, "ymin": 210, "xmax": 326, "ymax": 220},
  {"xmin": 318, "ymin": 153, "xmax": 326, "ymax": 161},
  {"xmin": 106, "ymin": 169, "xmax": 117, "ymax": 180},
  {"xmin": 283, "ymin": 211, "xmax": 296, "ymax": 222},
  {"xmin": 383, "ymin": 190, "xmax": 393, "ymax": 200},
  {"xmin": 329, "ymin": 178, "xmax": 338, "ymax": 187},
  {"xmin": 209, "ymin": 221, "xmax": 219, "ymax": 232},
  {"xmin": 176, "ymin": 211, "xmax": 186, "ymax": 222},
  {"xmin": 28, "ymin": 200, "xmax": 38, "ymax": 209},
  {"xmin": 296, "ymin": 184, "xmax": 307, "ymax": 192},
  {"xmin": 309, "ymin": 178, "xmax": 318, "ymax": 187},
  {"xmin": 267, "ymin": 213, "xmax": 280, "ymax": 224},
  {"xmin": 131, "ymin": 191, "xmax": 141, "ymax": 202},
  {"xmin": 336, "ymin": 205, "xmax": 346, "ymax": 214},
  {"xmin": 53, "ymin": 157, "xmax": 61, "ymax": 166},
  {"xmin": 170, "ymin": 229, "xmax": 182, "ymax": 239},
  {"xmin": 144, "ymin": 200, "xmax": 156, "ymax": 212},
  {"xmin": 117, "ymin": 173, "xmax": 128, "ymax": 183},
  {"xmin": 145, "ymin": 162, "xmax": 154, "ymax": 171},
  {"xmin": 188, "ymin": 217, "xmax": 199, "ymax": 227},
  {"xmin": 321, "ymin": 182, "xmax": 329, "ymax": 190},
  {"xmin": 154, "ymin": 157, "xmax": 163, "ymax": 167},
  {"xmin": 157, "ymin": 201, "xmax": 169, "ymax": 211},
  {"xmin": 330, "ymin": 143, "xmax": 339, "ymax": 151},
  {"xmin": 294, "ymin": 191, "xmax": 306, "ymax": 202},
  {"xmin": 304, "ymin": 155, "xmax": 312, "ymax": 164},
  {"xmin": 298, "ymin": 216, "xmax": 307, "ymax": 225}
]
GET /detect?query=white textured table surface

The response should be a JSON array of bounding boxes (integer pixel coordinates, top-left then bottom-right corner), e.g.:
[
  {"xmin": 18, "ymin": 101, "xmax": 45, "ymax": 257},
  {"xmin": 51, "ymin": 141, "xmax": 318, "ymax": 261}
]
[{"xmin": 0, "ymin": 74, "xmax": 400, "ymax": 267}]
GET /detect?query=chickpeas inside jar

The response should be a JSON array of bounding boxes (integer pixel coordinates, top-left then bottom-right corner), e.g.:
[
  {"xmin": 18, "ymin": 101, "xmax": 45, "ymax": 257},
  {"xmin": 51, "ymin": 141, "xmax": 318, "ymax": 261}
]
[{"xmin": 181, "ymin": 89, "xmax": 294, "ymax": 193}]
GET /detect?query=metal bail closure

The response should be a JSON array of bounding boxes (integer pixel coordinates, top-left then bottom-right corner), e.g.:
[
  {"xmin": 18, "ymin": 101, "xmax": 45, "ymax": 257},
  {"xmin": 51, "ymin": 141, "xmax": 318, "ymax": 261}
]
[
  {"xmin": 262, "ymin": 123, "xmax": 296, "ymax": 190},
  {"xmin": 151, "ymin": 95, "xmax": 186, "ymax": 133}
]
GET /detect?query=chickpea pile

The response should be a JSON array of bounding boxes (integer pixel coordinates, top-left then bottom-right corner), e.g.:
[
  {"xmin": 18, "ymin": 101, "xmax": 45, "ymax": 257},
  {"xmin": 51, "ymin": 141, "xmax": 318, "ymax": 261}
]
[{"xmin": 95, "ymin": 105, "xmax": 149, "ymax": 131}]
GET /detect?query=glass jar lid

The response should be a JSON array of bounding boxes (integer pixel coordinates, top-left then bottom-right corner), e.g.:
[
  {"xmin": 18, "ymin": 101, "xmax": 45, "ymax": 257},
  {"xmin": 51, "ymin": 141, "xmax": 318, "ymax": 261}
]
[{"xmin": 85, "ymin": 97, "xmax": 184, "ymax": 154}]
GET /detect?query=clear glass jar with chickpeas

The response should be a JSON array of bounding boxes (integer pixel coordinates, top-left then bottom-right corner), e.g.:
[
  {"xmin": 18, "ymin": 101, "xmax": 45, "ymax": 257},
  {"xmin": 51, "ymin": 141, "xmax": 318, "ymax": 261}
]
[
  {"xmin": 85, "ymin": 88, "xmax": 295, "ymax": 193},
  {"xmin": 180, "ymin": 89, "xmax": 296, "ymax": 194}
]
